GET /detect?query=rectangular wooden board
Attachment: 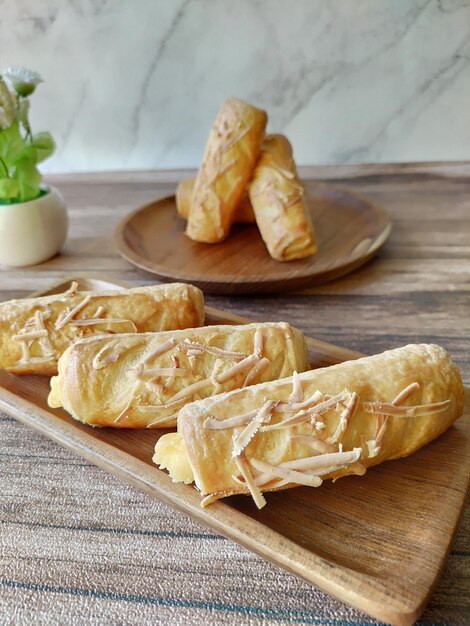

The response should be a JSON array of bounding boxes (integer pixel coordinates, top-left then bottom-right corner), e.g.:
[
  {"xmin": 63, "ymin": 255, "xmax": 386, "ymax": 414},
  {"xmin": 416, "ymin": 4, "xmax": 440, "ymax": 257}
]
[{"xmin": 0, "ymin": 276, "xmax": 468, "ymax": 626}]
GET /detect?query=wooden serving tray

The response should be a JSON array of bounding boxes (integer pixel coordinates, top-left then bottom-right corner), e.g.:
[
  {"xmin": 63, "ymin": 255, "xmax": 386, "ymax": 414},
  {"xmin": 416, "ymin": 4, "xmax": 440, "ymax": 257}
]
[
  {"xmin": 113, "ymin": 186, "xmax": 391, "ymax": 295},
  {"xmin": 0, "ymin": 277, "xmax": 468, "ymax": 626}
]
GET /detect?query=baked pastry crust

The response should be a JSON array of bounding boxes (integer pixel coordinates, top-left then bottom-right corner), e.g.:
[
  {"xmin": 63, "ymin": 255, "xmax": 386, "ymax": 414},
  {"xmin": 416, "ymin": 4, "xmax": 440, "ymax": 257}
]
[
  {"xmin": 171, "ymin": 344, "xmax": 464, "ymax": 507},
  {"xmin": 186, "ymin": 98, "xmax": 267, "ymax": 243},
  {"xmin": 0, "ymin": 282, "xmax": 204, "ymax": 375},
  {"xmin": 248, "ymin": 134, "xmax": 317, "ymax": 261},
  {"xmin": 48, "ymin": 322, "xmax": 308, "ymax": 428},
  {"xmin": 176, "ymin": 177, "xmax": 255, "ymax": 224}
]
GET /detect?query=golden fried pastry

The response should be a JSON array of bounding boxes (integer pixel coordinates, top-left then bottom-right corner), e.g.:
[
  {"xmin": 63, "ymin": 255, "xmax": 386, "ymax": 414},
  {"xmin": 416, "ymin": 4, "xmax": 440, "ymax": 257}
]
[
  {"xmin": 0, "ymin": 282, "xmax": 204, "ymax": 376},
  {"xmin": 248, "ymin": 134, "xmax": 317, "ymax": 261},
  {"xmin": 48, "ymin": 322, "xmax": 308, "ymax": 428},
  {"xmin": 176, "ymin": 177, "xmax": 255, "ymax": 224},
  {"xmin": 154, "ymin": 344, "xmax": 464, "ymax": 508},
  {"xmin": 186, "ymin": 98, "xmax": 267, "ymax": 243}
]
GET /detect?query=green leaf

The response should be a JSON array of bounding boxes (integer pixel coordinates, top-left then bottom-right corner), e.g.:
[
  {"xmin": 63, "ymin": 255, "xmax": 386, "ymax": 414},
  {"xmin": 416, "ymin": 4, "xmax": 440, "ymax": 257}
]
[
  {"xmin": 0, "ymin": 123, "xmax": 27, "ymax": 165},
  {"xmin": 31, "ymin": 131, "xmax": 55, "ymax": 163},
  {"xmin": 0, "ymin": 177, "xmax": 19, "ymax": 200},
  {"xmin": 12, "ymin": 157, "xmax": 41, "ymax": 201}
]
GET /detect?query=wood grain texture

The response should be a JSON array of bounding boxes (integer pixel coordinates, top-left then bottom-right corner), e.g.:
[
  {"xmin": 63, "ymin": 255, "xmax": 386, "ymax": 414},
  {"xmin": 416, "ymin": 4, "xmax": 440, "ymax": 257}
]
[
  {"xmin": 0, "ymin": 277, "xmax": 468, "ymax": 626},
  {"xmin": 0, "ymin": 163, "xmax": 469, "ymax": 625},
  {"xmin": 113, "ymin": 186, "xmax": 391, "ymax": 294}
]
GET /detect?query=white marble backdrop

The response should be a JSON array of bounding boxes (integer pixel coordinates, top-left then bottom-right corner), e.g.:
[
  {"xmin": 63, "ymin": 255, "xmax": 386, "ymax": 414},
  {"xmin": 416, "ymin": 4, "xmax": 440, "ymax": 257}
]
[{"xmin": 1, "ymin": 0, "xmax": 470, "ymax": 173}]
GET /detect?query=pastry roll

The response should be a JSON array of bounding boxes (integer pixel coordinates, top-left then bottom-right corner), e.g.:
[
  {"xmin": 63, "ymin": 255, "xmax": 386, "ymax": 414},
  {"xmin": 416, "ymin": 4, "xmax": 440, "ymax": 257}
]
[
  {"xmin": 0, "ymin": 282, "xmax": 204, "ymax": 376},
  {"xmin": 248, "ymin": 134, "xmax": 317, "ymax": 261},
  {"xmin": 154, "ymin": 344, "xmax": 464, "ymax": 507},
  {"xmin": 186, "ymin": 97, "xmax": 267, "ymax": 243},
  {"xmin": 176, "ymin": 177, "xmax": 255, "ymax": 224},
  {"xmin": 48, "ymin": 322, "xmax": 308, "ymax": 428}
]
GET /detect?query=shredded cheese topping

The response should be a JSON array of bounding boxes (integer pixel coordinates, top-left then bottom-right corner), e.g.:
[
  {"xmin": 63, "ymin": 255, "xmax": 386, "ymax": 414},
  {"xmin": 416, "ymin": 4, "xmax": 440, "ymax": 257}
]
[
  {"xmin": 204, "ymin": 409, "xmax": 258, "ymax": 431},
  {"xmin": 234, "ymin": 455, "xmax": 266, "ymax": 509},
  {"xmin": 200, "ymin": 376, "xmax": 451, "ymax": 507},
  {"xmin": 89, "ymin": 326, "xmax": 278, "ymax": 425},
  {"xmin": 362, "ymin": 398, "xmax": 450, "ymax": 417},
  {"xmin": 12, "ymin": 308, "xmax": 55, "ymax": 365},
  {"xmin": 65, "ymin": 281, "xmax": 79, "ymax": 296},
  {"xmin": 216, "ymin": 354, "xmax": 259, "ymax": 384},
  {"xmin": 231, "ymin": 401, "xmax": 276, "ymax": 457},
  {"xmin": 288, "ymin": 371, "xmax": 303, "ymax": 404}
]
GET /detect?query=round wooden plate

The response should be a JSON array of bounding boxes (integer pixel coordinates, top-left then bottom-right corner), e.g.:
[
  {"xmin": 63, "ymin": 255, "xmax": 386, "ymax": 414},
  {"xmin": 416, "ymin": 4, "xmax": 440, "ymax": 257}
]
[{"xmin": 114, "ymin": 185, "xmax": 391, "ymax": 295}]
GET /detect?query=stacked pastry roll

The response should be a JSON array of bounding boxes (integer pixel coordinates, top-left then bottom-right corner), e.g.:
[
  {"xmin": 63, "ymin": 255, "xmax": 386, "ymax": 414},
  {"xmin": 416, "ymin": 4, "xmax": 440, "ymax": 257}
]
[
  {"xmin": 186, "ymin": 97, "xmax": 267, "ymax": 243},
  {"xmin": 154, "ymin": 344, "xmax": 464, "ymax": 508},
  {"xmin": 180, "ymin": 98, "xmax": 317, "ymax": 261}
]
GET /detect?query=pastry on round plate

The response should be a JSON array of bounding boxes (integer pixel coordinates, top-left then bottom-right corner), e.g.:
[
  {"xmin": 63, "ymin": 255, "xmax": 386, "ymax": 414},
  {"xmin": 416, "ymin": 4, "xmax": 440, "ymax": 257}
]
[
  {"xmin": 176, "ymin": 176, "xmax": 255, "ymax": 224},
  {"xmin": 248, "ymin": 134, "xmax": 317, "ymax": 261},
  {"xmin": 186, "ymin": 97, "xmax": 267, "ymax": 243}
]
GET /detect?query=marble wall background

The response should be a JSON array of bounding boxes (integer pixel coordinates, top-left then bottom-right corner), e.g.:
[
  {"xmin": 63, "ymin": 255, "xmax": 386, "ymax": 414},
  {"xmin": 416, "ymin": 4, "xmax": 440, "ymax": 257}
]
[{"xmin": 1, "ymin": 0, "xmax": 470, "ymax": 173}]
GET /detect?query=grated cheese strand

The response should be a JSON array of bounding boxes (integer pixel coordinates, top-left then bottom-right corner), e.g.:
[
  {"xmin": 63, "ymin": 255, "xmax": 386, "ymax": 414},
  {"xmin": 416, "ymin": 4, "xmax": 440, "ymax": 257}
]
[
  {"xmin": 55, "ymin": 295, "xmax": 92, "ymax": 329},
  {"xmin": 370, "ymin": 381, "xmax": 421, "ymax": 457},
  {"xmin": 232, "ymin": 401, "xmax": 275, "ymax": 457},
  {"xmin": 70, "ymin": 318, "xmax": 137, "ymax": 331},
  {"xmin": 271, "ymin": 161, "xmax": 296, "ymax": 180},
  {"xmin": 249, "ymin": 458, "xmax": 323, "ymax": 488},
  {"xmin": 201, "ymin": 492, "xmax": 230, "ymax": 508},
  {"xmin": 12, "ymin": 329, "xmax": 48, "ymax": 341},
  {"xmin": 34, "ymin": 310, "xmax": 54, "ymax": 357},
  {"xmin": 393, "ymin": 382, "xmax": 420, "ymax": 405},
  {"xmin": 277, "ymin": 389, "xmax": 323, "ymax": 413},
  {"xmin": 291, "ymin": 435, "xmax": 337, "ymax": 454},
  {"xmin": 226, "ymin": 127, "xmax": 250, "ymax": 151},
  {"xmin": 204, "ymin": 409, "xmax": 258, "ymax": 430},
  {"xmin": 92, "ymin": 343, "xmax": 127, "ymax": 370},
  {"xmin": 326, "ymin": 392, "xmax": 359, "ymax": 444},
  {"xmin": 216, "ymin": 354, "xmax": 259, "ymax": 384},
  {"xmin": 288, "ymin": 371, "xmax": 303, "ymax": 404},
  {"xmin": 19, "ymin": 341, "xmax": 30, "ymax": 362},
  {"xmin": 113, "ymin": 391, "xmax": 137, "ymax": 423},
  {"xmin": 138, "ymin": 339, "xmax": 177, "ymax": 368},
  {"xmin": 129, "ymin": 367, "xmax": 190, "ymax": 381},
  {"xmin": 243, "ymin": 357, "xmax": 270, "ymax": 387},
  {"xmin": 27, "ymin": 355, "xmax": 55, "ymax": 364},
  {"xmin": 261, "ymin": 392, "xmax": 347, "ymax": 432},
  {"xmin": 276, "ymin": 448, "xmax": 362, "ymax": 473},
  {"xmin": 253, "ymin": 328, "xmax": 263, "ymax": 357},
  {"xmin": 65, "ymin": 281, "xmax": 79, "ymax": 296},
  {"xmin": 362, "ymin": 398, "xmax": 450, "ymax": 417},
  {"xmin": 210, "ymin": 358, "xmax": 223, "ymax": 388},
  {"xmin": 234, "ymin": 455, "xmax": 266, "ymax": 510},
  {"xmin": 165, "ymin": 378, "xmax": 212, "ymax": 404},
  {"xmin": 145, "ymin": 413, "xmax": 179, "ymax": 428},
  {"xmin": 179, "ymin": 339, "xmax": 247, "ymax": 361}
]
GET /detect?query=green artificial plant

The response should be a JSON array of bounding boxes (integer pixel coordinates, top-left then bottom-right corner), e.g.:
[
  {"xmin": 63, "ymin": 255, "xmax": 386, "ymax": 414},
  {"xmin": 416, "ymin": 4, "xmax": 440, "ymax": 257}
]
[{"xmin": 0, "ymin": 67, "xmax": 55, "ymax": 204}]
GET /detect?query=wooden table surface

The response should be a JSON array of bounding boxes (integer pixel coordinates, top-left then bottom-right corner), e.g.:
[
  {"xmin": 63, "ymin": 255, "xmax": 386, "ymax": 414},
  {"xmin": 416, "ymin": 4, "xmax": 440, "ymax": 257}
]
[{"xmin": 1, "ymin": 163, "xmax": 469, "ymax": 625}]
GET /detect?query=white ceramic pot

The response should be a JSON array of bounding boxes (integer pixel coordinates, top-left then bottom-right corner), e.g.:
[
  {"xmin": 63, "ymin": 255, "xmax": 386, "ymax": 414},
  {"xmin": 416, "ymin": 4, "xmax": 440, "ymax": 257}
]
[{"xmin": 0, "ymin": 186, "xmax": 68, "ymax": 267}]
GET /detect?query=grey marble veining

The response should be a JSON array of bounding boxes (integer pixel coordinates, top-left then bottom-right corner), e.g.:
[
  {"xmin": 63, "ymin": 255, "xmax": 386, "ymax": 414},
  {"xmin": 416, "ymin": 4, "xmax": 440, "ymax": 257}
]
[{"xmin": 1, "ymin": 0, "xmax": 469, "ymax": 173}]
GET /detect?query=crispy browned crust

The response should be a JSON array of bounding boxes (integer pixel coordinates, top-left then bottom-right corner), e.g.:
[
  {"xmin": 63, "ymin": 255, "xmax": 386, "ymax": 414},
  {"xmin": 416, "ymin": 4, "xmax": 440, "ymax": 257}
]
[
  {"xmin": 248, "ymin": 134, "xmax": 317, "ymax": 261},
  {"xmin": 50, "ymin": 322, "xmax": 308, "ymax": 428},
  {"xmin": 176, "ymin": 177, "xmax": 255, "ymax": 224},
  {"xmin": 178, "ymin": 344, "xmax": 464, "ymax": 502},
  {"xmin": 0, "ymin": 283, "xmax": 204, "ymax": 375},
  {"xmin": 186, "ymin": 98, "xmax": 267, "ymax": 243}
]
